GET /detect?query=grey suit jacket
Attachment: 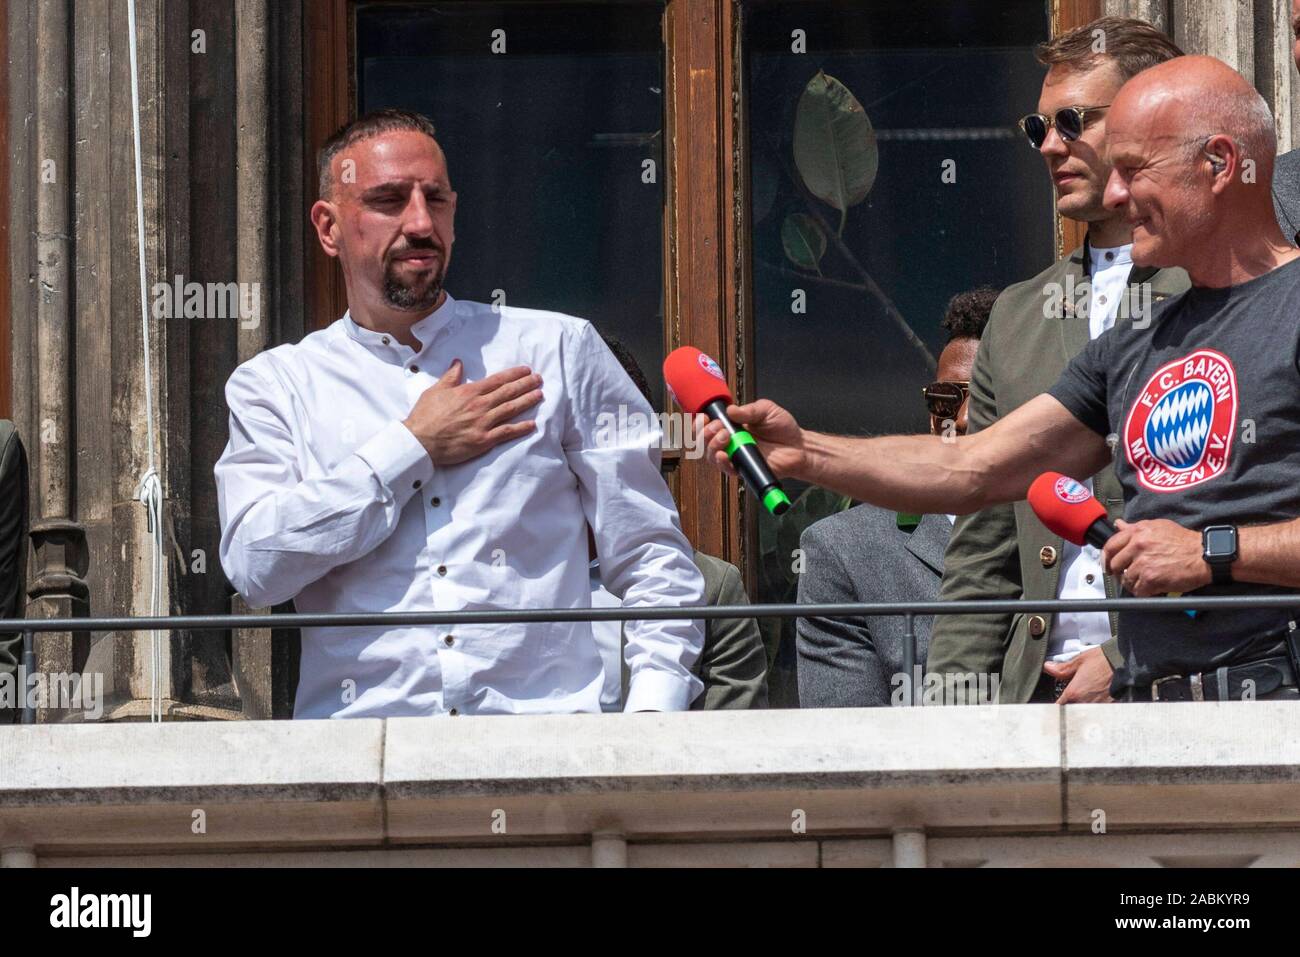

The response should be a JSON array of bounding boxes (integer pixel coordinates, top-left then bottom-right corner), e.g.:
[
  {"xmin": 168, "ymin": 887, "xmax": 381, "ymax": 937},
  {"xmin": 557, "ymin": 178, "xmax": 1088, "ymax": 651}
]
[
  {"xmin": 796, "ymin": 506, "xmax": 949, "ymax": 707},
  {"xmin": 1275, "ymin": 149, "xmax": 1300, "ymax": 246}
]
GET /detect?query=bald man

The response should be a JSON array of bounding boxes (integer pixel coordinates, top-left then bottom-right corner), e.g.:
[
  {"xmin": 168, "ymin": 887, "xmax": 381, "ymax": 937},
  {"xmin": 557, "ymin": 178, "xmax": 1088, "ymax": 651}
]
[
  {"xmin": 1273, "ymin": 0, "xmax": 1300, "ymax": 244},
  {"xmin": 700, "ymin": 56, "xmax": 1300, "ymax": 703}
]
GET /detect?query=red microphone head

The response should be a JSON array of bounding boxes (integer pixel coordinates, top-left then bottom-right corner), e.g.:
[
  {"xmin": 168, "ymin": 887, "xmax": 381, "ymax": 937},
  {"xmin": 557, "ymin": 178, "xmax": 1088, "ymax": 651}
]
[
  {"xmin": 1027, "ymin": 471, "xmax": 1106, "ymax": 546},
  {"xmin": 662, "ymin": 346, "xmax": 732, "ymax": 414}
]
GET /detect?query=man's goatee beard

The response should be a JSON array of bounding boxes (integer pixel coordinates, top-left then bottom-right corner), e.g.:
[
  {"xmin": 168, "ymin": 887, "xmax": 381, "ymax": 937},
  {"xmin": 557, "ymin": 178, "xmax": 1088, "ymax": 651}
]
[{"xmin": 382, "ymin": 268, "xmax": 445, "ymax": 312}]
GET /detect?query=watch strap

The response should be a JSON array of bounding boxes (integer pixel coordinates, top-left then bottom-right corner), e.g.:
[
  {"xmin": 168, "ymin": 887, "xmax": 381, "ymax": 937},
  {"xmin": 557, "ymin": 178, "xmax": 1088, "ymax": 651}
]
[{"xmin": 1210, "ymin": 561, "xmax": 1233, "ymax": 586}]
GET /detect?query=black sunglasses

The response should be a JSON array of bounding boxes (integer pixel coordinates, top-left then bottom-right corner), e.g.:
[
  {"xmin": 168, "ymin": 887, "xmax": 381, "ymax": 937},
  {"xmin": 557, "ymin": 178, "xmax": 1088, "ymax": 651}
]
[
  {"xmin": 1018, "ymin": 104, "xmax": 1110, "ymax": 149},
  {"xmin": 922, "ymin": 381, "xmax": 970, "ymax": 420}
]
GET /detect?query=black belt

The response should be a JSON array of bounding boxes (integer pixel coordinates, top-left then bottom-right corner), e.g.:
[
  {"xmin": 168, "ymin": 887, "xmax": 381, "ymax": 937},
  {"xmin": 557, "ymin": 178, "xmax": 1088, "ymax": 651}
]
[{"xmin": 1124, "ymin": 654, "xmax": 1297, "ymax": 702}]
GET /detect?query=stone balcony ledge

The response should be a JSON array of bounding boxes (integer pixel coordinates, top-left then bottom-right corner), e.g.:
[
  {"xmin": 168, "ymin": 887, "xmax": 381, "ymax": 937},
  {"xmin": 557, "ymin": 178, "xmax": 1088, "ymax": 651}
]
[{"xmin": 1, "ymin": 703, "xmax": 1298, "ymax": 866}]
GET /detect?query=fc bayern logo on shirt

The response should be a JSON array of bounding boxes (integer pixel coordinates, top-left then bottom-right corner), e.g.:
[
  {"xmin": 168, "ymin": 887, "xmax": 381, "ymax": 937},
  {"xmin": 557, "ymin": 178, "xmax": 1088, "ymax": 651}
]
[
  {"xmin": 1054, "ymin": 476, "xmax": 1090, "ymax": 504},
  {"xmin": 1123, "ymin": 348, "xmax": 1238, "ymax": 493},
  {"xmin": 698, "ymin": 352, "xmax": 726, "ymax": 381}
]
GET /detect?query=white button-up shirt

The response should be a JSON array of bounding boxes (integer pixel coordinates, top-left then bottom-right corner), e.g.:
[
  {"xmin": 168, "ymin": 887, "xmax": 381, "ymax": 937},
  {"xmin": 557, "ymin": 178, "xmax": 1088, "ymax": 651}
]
[
  {"xmin": 1048, "ymin": 243, "xmax": 1133, "ymax": 661},
  {"xmin": 215, "ymin": 293, "xmax": 705, "ymax": 718}
]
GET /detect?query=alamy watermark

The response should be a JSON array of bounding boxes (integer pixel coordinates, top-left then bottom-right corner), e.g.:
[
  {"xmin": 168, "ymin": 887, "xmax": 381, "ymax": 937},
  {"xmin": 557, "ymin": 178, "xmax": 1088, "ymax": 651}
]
[
  {"xmin": 151, "ymin": 274, "xmax": 261, "ymax": 329},
  {"xmin": 891, "ymin": 666, "xmax": 1001, "ymax": 706},
  {"xmin": 593, "ymin": 405, "xmax": 707, "ymax": 459},
  {"xmin": 1042, "ymin": 276, "xmax": 1155, "ymax": 327},
  {"xmin": 0, "ymin": 667, "xmax": 104, "ymax": 719}
]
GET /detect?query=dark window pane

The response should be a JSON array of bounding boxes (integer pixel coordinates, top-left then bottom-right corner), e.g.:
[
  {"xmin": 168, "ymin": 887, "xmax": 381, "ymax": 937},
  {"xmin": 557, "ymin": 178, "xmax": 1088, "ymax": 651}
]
[
  {"xmin": 743, "ymin": 0, "xmax": 1055, "ymax": 702},
  {"xmin": 356, "ymin": 2, "xmax": 667, "ymax": 405}
]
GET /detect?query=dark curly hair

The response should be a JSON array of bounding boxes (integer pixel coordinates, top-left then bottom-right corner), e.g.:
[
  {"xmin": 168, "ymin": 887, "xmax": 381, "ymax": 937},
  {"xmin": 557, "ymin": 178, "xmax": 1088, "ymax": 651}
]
[
  {"xmin": 941, "ymin": 287, "xmax": 1000, "ymax": 345},
  {"xmin": 596, "ymin": 331, "xmax": 654, "ymax": 406}
]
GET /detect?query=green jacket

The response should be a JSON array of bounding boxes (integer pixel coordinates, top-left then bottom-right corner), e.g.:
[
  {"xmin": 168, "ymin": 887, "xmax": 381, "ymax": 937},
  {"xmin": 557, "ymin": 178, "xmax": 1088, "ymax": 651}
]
[
  {"xmin": 619, "ymin": 551, "xmax": 769, "ymax": 709},
  {"xmin": 925, "ymin": 245, "xmax": 1190, "ymax": 703}
]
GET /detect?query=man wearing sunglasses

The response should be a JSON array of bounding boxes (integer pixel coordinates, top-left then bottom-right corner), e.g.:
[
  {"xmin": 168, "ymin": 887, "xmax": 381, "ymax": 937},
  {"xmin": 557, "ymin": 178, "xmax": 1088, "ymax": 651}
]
[
  {"xmin": 796, "ymin": 288, "xmax": 996, "ymax": 708},
  {"xmin": 701, "ymin": 56, "xmax": 1300, "ymax": 705},
  {"xmin": 924, "ymin": 17, "xmax": 1189, "ymax": 705}
]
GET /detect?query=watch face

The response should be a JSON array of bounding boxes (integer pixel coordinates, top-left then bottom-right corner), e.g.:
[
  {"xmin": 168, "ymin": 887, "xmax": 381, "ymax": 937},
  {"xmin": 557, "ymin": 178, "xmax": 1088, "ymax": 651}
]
[{"xmin": 1205, "ymin": 527, "xmax": 1237, "ymax": 557}]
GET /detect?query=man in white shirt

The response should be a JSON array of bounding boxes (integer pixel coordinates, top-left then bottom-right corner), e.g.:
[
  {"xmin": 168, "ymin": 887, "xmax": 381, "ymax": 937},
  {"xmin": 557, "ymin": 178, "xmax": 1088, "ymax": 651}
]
[{"xmin": 215, "ymin": 108, "xmax": 705, "ymax": 718}]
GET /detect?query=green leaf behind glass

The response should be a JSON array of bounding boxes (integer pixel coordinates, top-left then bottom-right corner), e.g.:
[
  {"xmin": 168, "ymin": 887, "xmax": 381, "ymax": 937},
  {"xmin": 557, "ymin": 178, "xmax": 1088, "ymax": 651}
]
[
  {"xmin": 793, "ymin": 71, "xmax": 878, "ymax": 230},
  {"xmin": 780, "ymin": 213, "xmax": 827, "ymax": 271}
]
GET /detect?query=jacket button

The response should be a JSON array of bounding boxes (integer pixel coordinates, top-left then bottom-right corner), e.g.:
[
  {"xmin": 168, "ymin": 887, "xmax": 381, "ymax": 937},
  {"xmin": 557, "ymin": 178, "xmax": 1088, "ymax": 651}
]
[
  {"xmin": 1028, "ymin": 615, "xmax": 1047, "ymax": 638},
  {"xmin": 1039, "ymin": 545, "xmax": 1058, "ymax": 568}
]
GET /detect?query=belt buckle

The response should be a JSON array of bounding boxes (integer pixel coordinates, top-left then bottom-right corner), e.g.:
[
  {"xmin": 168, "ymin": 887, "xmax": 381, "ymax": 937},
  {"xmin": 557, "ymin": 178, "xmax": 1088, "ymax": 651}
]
[
  {"xmin": 1189, "ymin": 673, "xmax": 1205, "ymax": 702},
  {"xmin": 1151, "ymin": 674, "xmax": 1183, "ymax": 702}
]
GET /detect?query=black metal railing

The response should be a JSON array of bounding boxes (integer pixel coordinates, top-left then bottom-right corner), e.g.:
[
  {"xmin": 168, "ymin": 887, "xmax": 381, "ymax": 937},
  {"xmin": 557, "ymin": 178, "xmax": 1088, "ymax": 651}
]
[{"xmin": 7, "ymin": 592, "xmax": 1300, "ymax": 722}]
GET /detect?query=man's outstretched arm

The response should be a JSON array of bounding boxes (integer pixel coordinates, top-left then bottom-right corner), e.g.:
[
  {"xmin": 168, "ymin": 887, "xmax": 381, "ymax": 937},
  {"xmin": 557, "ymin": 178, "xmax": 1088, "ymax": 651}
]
[{"xmin": 698, "ymin": 393, "xmax": 1111, "ymax": 517}]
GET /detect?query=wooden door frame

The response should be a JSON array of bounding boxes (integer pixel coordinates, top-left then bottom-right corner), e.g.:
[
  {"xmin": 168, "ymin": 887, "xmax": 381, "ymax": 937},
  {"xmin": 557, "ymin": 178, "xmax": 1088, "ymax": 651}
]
[
  {"xmin": 663, "ymin": 0, "xmax": 744, "ymax": 567},
  {"xmin": 304, "ymin": 0, "xmax": 352, "ymax": 332}
]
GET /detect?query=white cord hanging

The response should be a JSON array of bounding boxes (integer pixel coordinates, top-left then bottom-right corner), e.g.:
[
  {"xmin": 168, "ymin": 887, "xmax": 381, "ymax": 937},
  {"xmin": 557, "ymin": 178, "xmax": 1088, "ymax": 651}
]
[{"xmin": 126, "ymin": 0, "xmax": 165, "ymax": 723}]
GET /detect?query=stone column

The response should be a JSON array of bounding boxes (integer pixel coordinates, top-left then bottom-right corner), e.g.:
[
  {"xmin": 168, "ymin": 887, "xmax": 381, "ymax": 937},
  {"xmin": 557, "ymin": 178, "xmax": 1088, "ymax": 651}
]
[
  {"xmin": 229, "ymin": 0, "xmax": 274, "ymax": 718},
  {"xmin": 1171, "ymin": 0, "xmax": 1255, "ymax": 80},
  {"xmin": 1254, "ymin": 0, "xmax": 1299, "ymax": 153},
  {"xmin": 25, "ymin": 0, "xmax": 88, "ymax": 722}
]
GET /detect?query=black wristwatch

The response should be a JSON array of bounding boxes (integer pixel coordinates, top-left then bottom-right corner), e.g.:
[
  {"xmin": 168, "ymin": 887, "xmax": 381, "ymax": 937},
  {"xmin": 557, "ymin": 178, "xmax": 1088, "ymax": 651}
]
[{"xmin": 1202, "ymin": 525, "xmax": 1238, "ymax": 585}]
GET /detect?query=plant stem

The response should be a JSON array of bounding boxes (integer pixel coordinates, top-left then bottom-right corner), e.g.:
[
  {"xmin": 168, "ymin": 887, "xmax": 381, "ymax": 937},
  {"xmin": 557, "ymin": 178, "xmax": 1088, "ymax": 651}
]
[{"xmin": 768, "ymin": 134, "xmax": 937, "ymax": 372}]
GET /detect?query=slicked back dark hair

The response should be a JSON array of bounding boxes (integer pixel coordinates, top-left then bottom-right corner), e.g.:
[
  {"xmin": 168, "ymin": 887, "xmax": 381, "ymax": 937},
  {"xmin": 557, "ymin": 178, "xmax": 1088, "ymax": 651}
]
[
  {"xmin": 941, "ymin": 287, "xmax": 999, "ymax": 345},
  {"xmin": 1035, "ymin": 16, "xmax": 1183, "ymax": 81},
  {"xmin": 317, "ymin": 108, "xmax": 440, "ymax": 198}
]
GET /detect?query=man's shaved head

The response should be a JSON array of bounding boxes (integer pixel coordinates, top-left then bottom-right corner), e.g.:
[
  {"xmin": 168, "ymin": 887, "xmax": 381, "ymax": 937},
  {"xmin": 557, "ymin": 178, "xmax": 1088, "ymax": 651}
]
[
  {"xmin": 1102, "ymin": 56, "xmax": 1283, "ymax": 278},
  {"xmin": 1116, "ymin": 56, "xmax": 1275, "ymax": 174}
]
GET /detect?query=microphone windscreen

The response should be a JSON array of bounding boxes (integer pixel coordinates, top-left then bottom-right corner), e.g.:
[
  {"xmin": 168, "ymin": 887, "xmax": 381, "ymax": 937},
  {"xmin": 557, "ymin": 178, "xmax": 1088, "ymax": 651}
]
[
  {"xmin": 662, "ymin": 346, "xmax": 733, "ymax": 414},
  {"xmin": 1027, "ymin": 471, "xmax": 1107, "ymax": 546}
]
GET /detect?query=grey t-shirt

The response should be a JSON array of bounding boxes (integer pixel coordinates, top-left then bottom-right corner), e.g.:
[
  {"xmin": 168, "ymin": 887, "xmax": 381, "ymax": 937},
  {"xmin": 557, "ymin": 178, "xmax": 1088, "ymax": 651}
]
[{"xmin": 1049, "ymin": 256, "xmax": 1300, "ymax": 693}]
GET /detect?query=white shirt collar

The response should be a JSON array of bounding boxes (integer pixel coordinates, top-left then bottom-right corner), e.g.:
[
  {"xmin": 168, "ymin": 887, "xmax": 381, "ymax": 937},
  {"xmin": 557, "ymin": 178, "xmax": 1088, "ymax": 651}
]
[
  {"xmin": 342, "ymin": 292, "xmax": 460, "ymax": 364},
  {"xmin": 1089, "ymin": 242, "xmax": 1133, "ymax": 270}
]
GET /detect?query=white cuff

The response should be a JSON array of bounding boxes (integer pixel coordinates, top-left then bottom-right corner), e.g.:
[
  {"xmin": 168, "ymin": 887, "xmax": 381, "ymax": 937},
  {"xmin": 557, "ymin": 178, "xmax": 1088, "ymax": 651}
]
[
  {"xmin": 354, "ymin": 420, "xmax": 434, "ymax": 502},
  {"xmin": 624, "ymin": 668, "xmax": 698, "ymax": 713}
]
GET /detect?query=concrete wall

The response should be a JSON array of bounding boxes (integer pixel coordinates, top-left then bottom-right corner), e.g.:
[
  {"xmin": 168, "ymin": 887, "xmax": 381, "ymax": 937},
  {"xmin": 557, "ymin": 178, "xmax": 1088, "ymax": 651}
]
[{"xmin": 3, "ymin": 704, "xmax": 1300, "ymax": 866}]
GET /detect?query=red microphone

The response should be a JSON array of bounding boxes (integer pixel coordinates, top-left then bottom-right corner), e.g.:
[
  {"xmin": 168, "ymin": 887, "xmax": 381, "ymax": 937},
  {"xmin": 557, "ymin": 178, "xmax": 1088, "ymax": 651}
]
[
  {"xmin": 1029, "ymin": 471, "xmax": 1193, "ymax": 611},
  {"xmin": 1027, "ymin": 472, "xmax": 1115, "ymax": 548},
  {"xmin": 663, "ymin": 346, "xmax": 790, "ymax": 515}
]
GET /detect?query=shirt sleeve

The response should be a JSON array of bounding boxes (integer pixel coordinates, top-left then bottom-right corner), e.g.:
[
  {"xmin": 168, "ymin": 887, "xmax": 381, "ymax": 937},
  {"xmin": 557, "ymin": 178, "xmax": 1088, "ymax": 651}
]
[
  {"xmin": 561, "ymin": 322, "xmax": 706, "ymax": 712},
  {"xmin": 215, "ymin": 361, "xmax": 434, "ymax": 608},
  {"xmin": 1047, "ymin": 328, "xmax": 1112, "ymax": 437}
]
